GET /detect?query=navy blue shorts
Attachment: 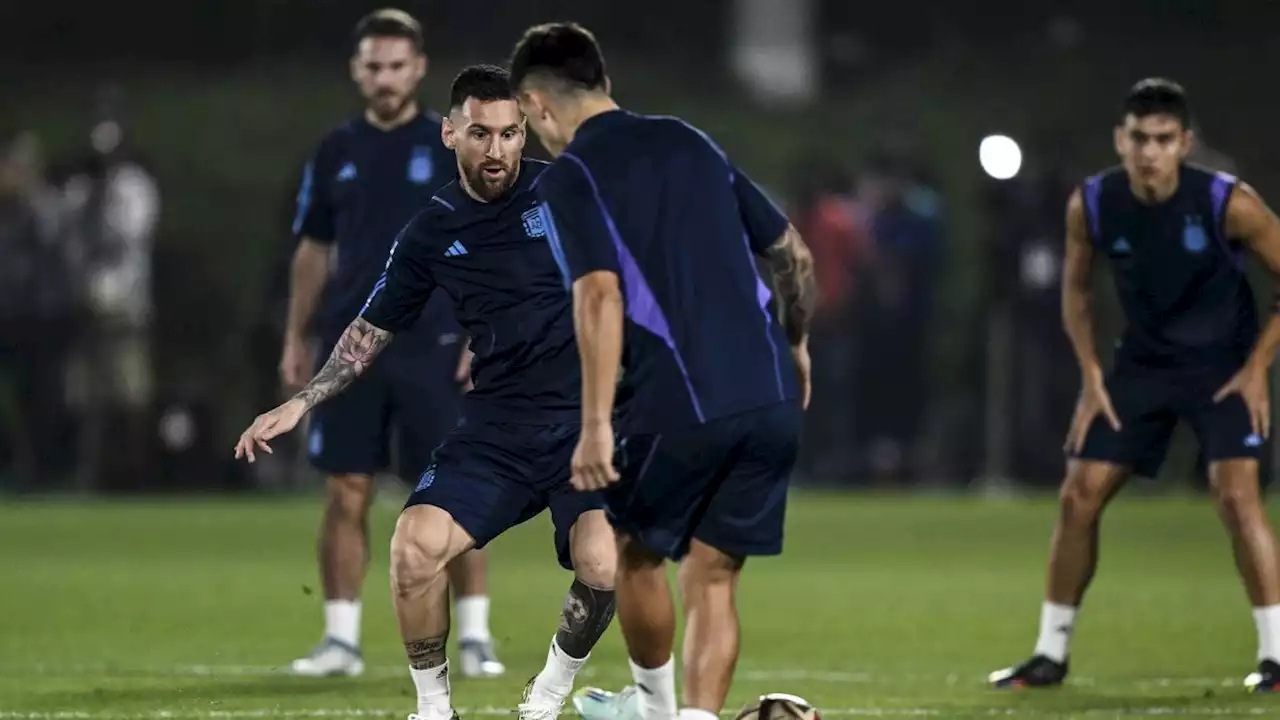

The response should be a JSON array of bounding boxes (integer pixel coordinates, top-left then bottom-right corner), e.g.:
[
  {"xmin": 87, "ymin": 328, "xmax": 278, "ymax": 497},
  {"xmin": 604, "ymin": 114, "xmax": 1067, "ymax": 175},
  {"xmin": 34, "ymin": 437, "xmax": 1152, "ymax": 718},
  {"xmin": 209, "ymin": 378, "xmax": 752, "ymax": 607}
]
[
  {"xmin": 1074, "ymin": 363, "xmax": 1264, "ymax": 478},
  {"xmin": 404, "ymin": 420, "xmax": 604, "ymax": 570},
  {"xmin": 607, "ymin": 401, "xmax": 801, "ymax": 561},
  {"xmin": 308, "ymin": 342, "xmax": 461, "ymax": 481}
]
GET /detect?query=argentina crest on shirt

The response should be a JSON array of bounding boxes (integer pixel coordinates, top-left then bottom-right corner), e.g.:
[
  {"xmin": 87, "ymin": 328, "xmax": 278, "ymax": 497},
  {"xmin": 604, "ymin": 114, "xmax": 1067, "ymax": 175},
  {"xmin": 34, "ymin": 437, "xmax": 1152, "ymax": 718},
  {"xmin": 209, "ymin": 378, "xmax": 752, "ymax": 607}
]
[
  {"xmin": 408, "ymin": 146, "xmax": 434, "ymax": 184},
  {"xmin": 522, "ymin": 205, "xmax": 547, "ymax": 238},
  {"xmin": 1182, "ymin": 214, "xmax": 1207, "ymax": 254}
]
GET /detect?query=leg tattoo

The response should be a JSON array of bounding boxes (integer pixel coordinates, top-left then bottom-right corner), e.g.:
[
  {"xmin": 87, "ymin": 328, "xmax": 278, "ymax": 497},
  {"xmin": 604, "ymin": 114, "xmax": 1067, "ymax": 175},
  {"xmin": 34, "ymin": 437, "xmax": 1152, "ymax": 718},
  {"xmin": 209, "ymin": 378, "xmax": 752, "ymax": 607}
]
[
  {"xmin": 556, "ymin": 578, "xmax": 617, "ymax": 659},
  {"xmin": 405, "ymin": 636, "xmax": 447, "ymax": 670}
]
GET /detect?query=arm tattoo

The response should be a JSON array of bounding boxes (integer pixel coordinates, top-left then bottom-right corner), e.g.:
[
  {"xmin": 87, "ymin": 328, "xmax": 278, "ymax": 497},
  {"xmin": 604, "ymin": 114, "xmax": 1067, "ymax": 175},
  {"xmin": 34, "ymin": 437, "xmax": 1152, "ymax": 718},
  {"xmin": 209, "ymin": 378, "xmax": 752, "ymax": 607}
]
[
  {"xmin": 766, "ymin": 225, "xmax": 817, "ymax": 345},
  {"xmin": 404, "ymin": 636, "xmax": 448, "ymax": 670},
  {"xmin": 294, "ymin": 318, "xmax": 393, "ymax": 409}
]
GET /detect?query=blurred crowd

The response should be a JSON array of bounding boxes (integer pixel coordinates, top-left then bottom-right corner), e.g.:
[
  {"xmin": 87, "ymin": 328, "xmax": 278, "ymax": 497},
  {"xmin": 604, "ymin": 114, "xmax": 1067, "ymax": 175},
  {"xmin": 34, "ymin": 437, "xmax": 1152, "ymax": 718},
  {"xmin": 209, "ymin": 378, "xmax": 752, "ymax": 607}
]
[
  {"xmin": 0, "ymin": 98, "xmax": 161, "ymax": 491},
  {"xmin": 786, "ymin": 147, "xmax": 945, "ymax": 485},
  {"xmin": 0, "ymin": 98, "xmax": 1252, "ymax": 494}
]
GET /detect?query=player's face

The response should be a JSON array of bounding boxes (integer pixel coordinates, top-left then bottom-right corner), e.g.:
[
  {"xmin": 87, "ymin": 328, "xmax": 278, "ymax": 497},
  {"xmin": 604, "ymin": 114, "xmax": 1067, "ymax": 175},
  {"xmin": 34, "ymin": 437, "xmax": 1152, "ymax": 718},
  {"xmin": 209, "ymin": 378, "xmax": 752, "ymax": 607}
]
[
  {"xmin": 1115, "ymin": 113, "xmax": 1192, "ymax": 187},
  {"xmin": 350, "ymin": 37, "xmax": 425, "ymax": 121},
  {"xmin": 516, "ymin": 90, "xmax": 569, "ymax": 157},
  {"xmin": 444, "ymin": 98, "xmax": 525, "ymax": 202}
]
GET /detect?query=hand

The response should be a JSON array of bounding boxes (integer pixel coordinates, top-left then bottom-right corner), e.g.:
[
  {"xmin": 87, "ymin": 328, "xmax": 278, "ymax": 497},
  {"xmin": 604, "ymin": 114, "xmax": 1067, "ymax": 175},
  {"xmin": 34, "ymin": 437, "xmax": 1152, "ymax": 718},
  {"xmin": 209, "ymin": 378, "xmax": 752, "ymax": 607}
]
[
  {"xmin": 791, "ymin": 340, "xmax": 812, "ymax": 410},
  {"xmin": 280, "ymin": 336, "xmax": 313, "ymax": 393},
  {"xmin": 571, "ymin": 421, "xmax": 619, "ymax": 491},
  {"xmin": 455, "ymin": 345, "xmax": 475, "ymax": 393},
  {"xmin": 1215, "ymin": 363, "xmax": 1271, "ymax": 439},
  {"xmin": 1065, "ymin": 376, "xmax": 1121, "ymax": 455},
  {"xmin": 234, "ymin": 398, "xmax": 309, "ymax": 463}
]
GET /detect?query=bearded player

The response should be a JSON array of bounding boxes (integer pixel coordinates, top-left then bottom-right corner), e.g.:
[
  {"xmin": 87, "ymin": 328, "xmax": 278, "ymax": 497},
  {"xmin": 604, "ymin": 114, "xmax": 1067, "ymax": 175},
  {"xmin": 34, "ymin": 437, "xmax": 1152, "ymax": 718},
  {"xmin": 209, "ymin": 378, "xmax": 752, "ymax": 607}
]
[{"xmin": 282, "ymin": 9, "xmax": 500, "ymax": 678}]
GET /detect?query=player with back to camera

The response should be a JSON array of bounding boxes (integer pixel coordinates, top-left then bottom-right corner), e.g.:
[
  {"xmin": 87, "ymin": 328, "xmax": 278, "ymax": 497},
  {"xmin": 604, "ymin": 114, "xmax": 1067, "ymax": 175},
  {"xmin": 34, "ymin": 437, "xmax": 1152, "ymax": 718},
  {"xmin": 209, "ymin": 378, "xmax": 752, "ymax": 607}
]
[
  {"xmin": 238, "ymin": 64, "xmax": 619, "ymax": 720},
  {"xmin": 990, "ymin": 78, "xmax": 1280, "ymax": 693},
  {"xmin": 507, "ymin": 22, "xmax": 816, "ymax": 720},
  {"xmin": 281, "ymin": 9, "xmax": 503, "ymax": 679}
]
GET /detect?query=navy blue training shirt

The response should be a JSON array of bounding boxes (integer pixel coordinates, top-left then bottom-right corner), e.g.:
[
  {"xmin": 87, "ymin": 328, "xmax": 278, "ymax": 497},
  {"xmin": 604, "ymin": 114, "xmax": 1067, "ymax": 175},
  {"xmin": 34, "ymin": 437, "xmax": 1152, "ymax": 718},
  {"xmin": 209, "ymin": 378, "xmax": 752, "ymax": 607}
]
[
  {"xmin": 537, "ymin": 109, "xmax": 799, "ymax": 434},
  {"xmin": 1083, "ymin": 163, "xmax": 1258, "ymax": 371},
  {"xmin": 359, "ymin": 158, "xmax": 580, "ymax": 424},
  {"xmin": 293, "ymin": 111, "xmax": 460, "ymax": 356}
]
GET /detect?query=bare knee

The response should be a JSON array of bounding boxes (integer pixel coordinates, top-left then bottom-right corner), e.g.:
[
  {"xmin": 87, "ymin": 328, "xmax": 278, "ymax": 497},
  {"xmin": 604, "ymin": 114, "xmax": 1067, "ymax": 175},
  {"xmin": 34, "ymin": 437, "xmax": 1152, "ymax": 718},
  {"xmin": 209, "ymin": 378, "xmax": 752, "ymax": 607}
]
[
  {"xmin": 1058, "ymin": 461, "xmax": 1125, "ymax": 528},
  {"xmin": 390, "ymin": 506, "xmax": 468, "ymax": 601},
  {"xmin": 678, "ymin": 539, "xmax": 743, "ymax": 597},
  {"xmin": 327, "ymin": 474, "xmax": 374, "ymax": 521},
  {"xmin": 570, "ymin": 510, "xmax": 618, "ymax": 589},
  {"xmin": 1210, "ymin": 460, "xmax": 1267, "ymax": 529}
]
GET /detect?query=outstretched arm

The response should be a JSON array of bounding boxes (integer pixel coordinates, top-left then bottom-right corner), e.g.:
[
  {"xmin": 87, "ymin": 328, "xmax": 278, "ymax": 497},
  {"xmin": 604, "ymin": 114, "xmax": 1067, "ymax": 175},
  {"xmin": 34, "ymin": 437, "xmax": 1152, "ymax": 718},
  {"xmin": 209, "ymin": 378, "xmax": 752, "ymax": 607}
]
[{"xmin": 295, "ymin": 318, "xmax": 394, "ymax": 410}]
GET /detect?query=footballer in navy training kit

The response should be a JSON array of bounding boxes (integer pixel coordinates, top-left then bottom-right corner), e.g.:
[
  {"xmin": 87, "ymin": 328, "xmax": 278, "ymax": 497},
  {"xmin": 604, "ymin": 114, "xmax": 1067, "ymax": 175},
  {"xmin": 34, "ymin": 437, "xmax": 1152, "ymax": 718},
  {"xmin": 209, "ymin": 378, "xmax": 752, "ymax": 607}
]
[
  {"xmin": 238, "ymin": 65, "xmax": 619, "ymax": 720},
  {"xmin": 990, "ymin": 79, "xmax": 1280, "ymax": 693},
  {"xmin": 280, "ymin": 9, "xmax": 501, "ymax": 679},
  {"xmin": 509, "ymin": 23, "xmax": 816, "ymax": 720}
]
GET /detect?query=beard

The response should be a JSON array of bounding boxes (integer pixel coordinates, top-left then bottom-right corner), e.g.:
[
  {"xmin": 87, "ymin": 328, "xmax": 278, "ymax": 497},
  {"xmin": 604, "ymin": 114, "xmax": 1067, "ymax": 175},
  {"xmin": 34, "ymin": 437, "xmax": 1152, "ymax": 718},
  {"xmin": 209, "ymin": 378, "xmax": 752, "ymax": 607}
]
[
  {"xmin": 367, "ymin": 90, "xmax": 413, "ymax": 122},
  {"xmin": 462, "ymin": 158, "xmax": 518, "ymax": 201}
]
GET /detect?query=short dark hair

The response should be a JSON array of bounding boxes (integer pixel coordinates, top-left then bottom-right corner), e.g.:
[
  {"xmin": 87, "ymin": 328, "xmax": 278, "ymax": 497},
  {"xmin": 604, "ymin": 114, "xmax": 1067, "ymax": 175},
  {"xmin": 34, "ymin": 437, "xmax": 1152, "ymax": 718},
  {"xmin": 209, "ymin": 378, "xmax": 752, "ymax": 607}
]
[
  {"xmin": 449, "ymin": 64, "xmax": 514, "ymax": 111},
  {"xmin": 353, "ymin": 8, "xmax": 424, "ymax": 54},
  {"xmin": 1124, "ymin": 77, "xmax": 1191, "ymax": 128},
  {"xmin": 509, "ymin": 22, "xmax": 607, "ymax": 93}
]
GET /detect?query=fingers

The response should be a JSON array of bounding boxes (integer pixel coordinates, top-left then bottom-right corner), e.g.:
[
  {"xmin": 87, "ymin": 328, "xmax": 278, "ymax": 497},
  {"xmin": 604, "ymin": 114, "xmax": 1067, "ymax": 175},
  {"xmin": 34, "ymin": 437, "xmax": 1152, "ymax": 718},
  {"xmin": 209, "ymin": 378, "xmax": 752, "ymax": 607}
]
[
  {"xmin": 570, "ymin": 458, "xmax": 619, "ymax": 491},
  {"xmin": 1066, "ymin": 416, "xmax": 1087, "ymax": 456},
  {"xmin": 233, "ymin": 413, "xmax": 289, "ymax": 463},
  {"xmin": 235, "ymin": 433, "xmax": 256, "ymax": 463},
  {"xmin": 1101, "ymin": 396, "xmax": 1122, "ymax": 432},
  {"xmin": 1249, "ymin": 397, "xmax": 1265, "ymax": 439},
  {"xmin": 1212, "ymin": 380, "xmax": 1234, "ymax": 404}
]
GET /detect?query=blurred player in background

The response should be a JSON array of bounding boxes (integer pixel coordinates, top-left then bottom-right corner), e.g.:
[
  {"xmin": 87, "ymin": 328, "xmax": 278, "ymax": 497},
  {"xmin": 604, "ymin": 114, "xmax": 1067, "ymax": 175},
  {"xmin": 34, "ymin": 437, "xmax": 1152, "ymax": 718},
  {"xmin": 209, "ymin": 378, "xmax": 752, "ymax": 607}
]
[
  {"xmin": 240, "ymin": 64, "xmax": 618, "ymax": 720},
  {"xmin": 509, "ymin": 23, "xmax": 815, "ymax": 720},
  {"xmin": 282, "ymin": 9, "xmax": 501, "ymax": 678},
  {"xmin": 990, "ymin": 79, "xmax": 1280, "ymax": 692}
]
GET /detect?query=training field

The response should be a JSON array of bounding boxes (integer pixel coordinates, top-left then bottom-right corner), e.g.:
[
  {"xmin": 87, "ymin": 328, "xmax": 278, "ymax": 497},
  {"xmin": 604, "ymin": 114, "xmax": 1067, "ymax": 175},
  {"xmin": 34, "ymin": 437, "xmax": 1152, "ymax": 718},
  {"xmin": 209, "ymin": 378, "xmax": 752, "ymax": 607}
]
[{"xmin": 1, "ymin": 491, "xmax": 1278, "ymax": 719}]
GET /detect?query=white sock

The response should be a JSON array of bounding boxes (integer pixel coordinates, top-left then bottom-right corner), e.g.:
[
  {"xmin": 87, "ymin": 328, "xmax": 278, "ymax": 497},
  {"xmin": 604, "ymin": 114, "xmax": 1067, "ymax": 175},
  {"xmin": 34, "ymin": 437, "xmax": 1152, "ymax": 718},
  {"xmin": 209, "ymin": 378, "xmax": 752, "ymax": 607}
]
[
  {"xmin": 1253, "ymin": 605, "xmax": 1280, "ymax": 662},
  {"xmin": 678, "ymin": 709, "xmax": 718, "ymax": 720},
  {"xmin": 455, "ymin": 595, "xmax": 491, "ymax": 642},
  {"xmin": 410, "ymin": 661, "xmax": 452, "ymax": 715},
  {"xmin": 324, "ymin": 600, "xmax": 361, "ymax": 649},
  {"xmin": 629, "ymin": 656, "xmax": 678, "ymax": 720},
  {"xmin": 530, "ymin": 637, "xmax": 588, "ymax": 702},
  {"xmin": 1032, "ymin": 601, "xmax": 1077, "ymax": 663}
]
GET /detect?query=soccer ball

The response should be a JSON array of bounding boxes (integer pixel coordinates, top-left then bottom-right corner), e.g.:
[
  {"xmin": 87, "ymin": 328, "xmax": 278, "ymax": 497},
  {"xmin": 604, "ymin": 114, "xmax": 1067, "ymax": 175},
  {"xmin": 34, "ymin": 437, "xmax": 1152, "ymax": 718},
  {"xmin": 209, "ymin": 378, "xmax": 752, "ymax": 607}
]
[{"xmin": 732, "ymin": 693, "xmax": 821, "ymax": 720}]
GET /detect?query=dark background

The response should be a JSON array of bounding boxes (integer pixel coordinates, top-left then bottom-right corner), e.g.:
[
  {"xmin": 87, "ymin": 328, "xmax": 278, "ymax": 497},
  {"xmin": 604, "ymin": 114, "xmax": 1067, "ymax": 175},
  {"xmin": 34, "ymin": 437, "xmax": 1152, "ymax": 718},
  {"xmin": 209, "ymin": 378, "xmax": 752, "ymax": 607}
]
[{"xmin": 4, "ymin": 0, "xmax": 1279, "ymax": 495}]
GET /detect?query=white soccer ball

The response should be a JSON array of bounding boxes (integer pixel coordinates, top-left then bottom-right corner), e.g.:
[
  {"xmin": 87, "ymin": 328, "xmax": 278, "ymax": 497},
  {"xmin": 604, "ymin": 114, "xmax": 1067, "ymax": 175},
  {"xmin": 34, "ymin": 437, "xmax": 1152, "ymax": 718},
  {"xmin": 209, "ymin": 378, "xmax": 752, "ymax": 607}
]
[{"xmin": 732, "ymin": 693, "xmax": 821, "ymax": 720}]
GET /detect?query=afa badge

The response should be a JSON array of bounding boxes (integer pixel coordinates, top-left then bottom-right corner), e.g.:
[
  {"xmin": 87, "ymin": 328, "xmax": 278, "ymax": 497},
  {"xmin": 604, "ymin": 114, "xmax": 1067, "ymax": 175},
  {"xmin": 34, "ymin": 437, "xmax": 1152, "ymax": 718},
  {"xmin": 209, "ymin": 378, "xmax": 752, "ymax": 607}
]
[
  {"xmin": 408, "ymin": 146, "xmax": 434, "ymax": 185},
  {"xmin": 1182, "ymin": 215, "xmax": 1207, "ymax": 254},
  {"xmin": 415, "ymin": 466, "xmax": 437, "ymax": 492},
  {"xmin": 522, "ymin": 206, "xmax": 547, "ymax": 238}
]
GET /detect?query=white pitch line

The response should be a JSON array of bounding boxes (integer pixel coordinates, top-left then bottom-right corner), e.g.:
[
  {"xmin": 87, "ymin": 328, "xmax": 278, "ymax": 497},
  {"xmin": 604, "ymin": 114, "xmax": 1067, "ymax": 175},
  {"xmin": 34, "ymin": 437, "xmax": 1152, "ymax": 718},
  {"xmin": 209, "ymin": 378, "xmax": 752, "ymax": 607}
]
[
  {"xmin": 4, "ymin": 664, "xmax": 1252, "ymax": 689},
  {"xmin": 2, "ymin": 707, "xmax": 1278, "ymax": 719}
]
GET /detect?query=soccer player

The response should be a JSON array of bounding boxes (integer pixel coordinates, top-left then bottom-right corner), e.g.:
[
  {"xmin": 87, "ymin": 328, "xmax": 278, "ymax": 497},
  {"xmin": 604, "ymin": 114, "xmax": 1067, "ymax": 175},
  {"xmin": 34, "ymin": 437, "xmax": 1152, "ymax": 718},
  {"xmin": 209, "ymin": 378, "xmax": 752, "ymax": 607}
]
[
  {"xmin": 508, "ymin": 23, "xmax": 816, "ymax": 720},
  {"xmin": 281, "ymin": 9, "xmax": 501, "ymax": 678},
  {"xmin": 237, "ymin": 64, "xmax": 618, "ymax": 720},
  {"xmin": 989, "ymin": 78, "xmax": 1280, "ymax": 692}
]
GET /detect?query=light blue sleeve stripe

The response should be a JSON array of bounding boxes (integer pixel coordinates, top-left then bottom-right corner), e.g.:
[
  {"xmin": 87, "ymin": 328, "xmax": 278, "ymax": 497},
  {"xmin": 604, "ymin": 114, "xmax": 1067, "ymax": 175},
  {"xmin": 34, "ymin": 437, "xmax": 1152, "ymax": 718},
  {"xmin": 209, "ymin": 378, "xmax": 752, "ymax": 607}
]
[
  {"xmin": 291, "ymin": 161, "xmax": 314, "ymax": 236},
  {"xmin": 359, "ymin": 225, "xmax": 407, "ymax": 315},
  {"xmin": 539, "ymin": 202, "xmax": 573, "ymax": 289}
]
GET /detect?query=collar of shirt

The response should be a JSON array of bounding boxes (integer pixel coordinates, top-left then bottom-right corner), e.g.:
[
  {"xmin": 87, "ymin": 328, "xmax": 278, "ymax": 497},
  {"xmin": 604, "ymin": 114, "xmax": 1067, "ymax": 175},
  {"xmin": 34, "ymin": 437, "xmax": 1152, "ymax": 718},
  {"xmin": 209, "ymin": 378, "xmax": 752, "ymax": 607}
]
[{"xmin": 571, "ymin": 108, "xmax": 632, "ymax": 146}]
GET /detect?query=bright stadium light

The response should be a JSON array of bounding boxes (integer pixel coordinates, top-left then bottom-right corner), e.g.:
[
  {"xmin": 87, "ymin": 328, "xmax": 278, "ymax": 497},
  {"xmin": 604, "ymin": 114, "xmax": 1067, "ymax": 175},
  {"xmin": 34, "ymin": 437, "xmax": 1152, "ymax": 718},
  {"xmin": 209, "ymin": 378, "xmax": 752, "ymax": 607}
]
[{"xmin": 979, "ymin": 134, "xmax": 1023, "ymax": 180}]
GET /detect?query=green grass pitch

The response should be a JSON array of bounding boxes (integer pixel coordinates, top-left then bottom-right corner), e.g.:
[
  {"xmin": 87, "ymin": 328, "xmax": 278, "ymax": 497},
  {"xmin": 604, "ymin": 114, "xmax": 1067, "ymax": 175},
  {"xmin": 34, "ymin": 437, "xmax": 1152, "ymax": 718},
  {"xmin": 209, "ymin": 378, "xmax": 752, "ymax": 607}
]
[{"xmin": 1, "ymin": 491, "xmax": 1278, "ymax": 718}]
